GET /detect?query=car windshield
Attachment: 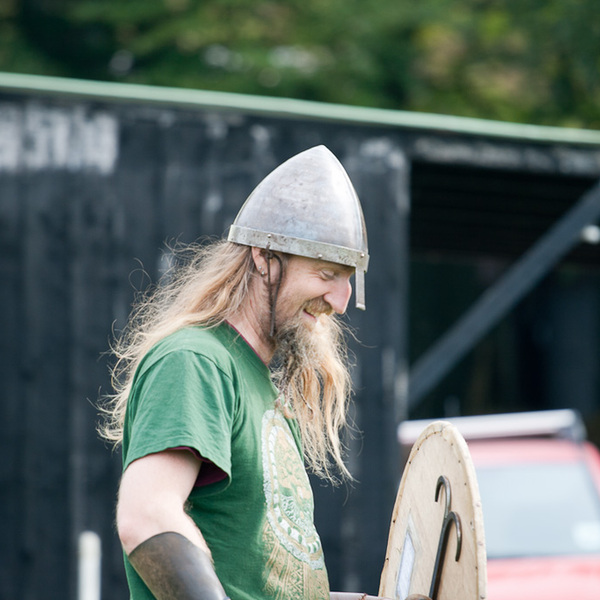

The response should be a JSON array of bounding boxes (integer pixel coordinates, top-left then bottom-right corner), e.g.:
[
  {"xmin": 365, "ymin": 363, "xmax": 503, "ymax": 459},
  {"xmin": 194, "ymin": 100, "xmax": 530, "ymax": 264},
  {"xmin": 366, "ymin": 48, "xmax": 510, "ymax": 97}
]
[{"xmin": 477, "ymin": 461, "xmax": 600, "ymax": 559}]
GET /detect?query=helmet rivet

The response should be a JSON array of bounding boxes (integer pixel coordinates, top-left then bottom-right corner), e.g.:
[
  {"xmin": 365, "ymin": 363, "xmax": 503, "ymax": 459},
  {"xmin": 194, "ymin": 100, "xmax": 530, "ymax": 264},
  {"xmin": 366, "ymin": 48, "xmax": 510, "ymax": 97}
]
[{"xmin": 317, "ymin": 253, "xmax": 323, "ymax": 259}]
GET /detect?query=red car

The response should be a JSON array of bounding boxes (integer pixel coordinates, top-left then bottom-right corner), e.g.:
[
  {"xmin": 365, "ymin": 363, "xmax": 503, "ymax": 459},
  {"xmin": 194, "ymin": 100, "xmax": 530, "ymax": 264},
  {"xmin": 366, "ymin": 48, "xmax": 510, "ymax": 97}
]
[{"xmin": 399, "ymin": 410, "xmax": 600, "ymax": 600}]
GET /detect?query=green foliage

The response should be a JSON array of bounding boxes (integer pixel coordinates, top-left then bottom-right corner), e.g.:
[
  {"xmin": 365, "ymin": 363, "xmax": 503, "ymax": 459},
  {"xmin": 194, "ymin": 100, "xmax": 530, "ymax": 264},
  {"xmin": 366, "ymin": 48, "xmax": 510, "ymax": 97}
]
[{"xmin": 2, "ymin": 0, "xmax": 599, "ymax": 128}]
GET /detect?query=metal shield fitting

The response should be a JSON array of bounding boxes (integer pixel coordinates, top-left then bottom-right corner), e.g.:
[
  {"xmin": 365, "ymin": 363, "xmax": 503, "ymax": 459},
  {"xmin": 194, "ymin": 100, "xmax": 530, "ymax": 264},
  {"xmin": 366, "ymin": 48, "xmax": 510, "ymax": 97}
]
[{"xmin": 227, "ymin": 145, "xmax": 370, "ymax": 309}]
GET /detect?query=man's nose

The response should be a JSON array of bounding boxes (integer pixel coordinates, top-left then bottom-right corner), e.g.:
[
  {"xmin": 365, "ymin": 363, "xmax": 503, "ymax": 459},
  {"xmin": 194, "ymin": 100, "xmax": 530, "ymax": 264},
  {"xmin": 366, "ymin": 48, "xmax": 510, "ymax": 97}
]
[{"xmin": 324, "ymin": 278, "xmax": 352, "ymax": 315}]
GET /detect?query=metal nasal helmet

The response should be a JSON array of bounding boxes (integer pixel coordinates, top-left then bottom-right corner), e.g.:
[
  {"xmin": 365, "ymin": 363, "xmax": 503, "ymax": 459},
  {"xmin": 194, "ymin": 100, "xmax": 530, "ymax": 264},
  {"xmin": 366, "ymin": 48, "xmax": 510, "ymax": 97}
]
[{"xmin": 227, "ymin": 145, "xmax": 370, "ymax": 309}]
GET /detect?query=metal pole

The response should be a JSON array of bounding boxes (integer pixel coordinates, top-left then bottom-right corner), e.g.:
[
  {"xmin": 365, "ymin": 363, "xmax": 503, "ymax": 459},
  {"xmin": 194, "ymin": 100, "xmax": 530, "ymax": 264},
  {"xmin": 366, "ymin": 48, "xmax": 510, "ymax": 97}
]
[{"xmin": 78, "ymin": 531, "xmax": 102, "ymax": 600}]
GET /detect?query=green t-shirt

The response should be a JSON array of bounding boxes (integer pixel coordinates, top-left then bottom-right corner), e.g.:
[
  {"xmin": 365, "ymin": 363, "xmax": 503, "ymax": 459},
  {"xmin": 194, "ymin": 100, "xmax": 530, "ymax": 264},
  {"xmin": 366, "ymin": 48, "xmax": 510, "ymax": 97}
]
[{"xmin": 122, "ymin": 323, "xmax": 330, "ymax": 600}]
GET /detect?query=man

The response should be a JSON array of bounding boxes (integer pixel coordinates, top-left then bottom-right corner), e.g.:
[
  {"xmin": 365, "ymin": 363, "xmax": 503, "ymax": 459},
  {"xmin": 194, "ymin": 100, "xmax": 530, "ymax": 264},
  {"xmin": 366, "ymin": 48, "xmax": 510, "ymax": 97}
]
[{"xmin": 101, "ymin": 145, "xmax": 388, "ymax": 599}]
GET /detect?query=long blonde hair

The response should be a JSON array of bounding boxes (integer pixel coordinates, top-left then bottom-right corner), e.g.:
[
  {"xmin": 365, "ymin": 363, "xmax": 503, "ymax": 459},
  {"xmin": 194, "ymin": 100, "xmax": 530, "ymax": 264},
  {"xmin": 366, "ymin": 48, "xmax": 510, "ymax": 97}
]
[
  {"xmin": 99, "ymin": 240, "xmax": 354, "ymax": 481},
  {"xmin": 273, "ymin": 314, "xmax": 355, "ymax": 482}
]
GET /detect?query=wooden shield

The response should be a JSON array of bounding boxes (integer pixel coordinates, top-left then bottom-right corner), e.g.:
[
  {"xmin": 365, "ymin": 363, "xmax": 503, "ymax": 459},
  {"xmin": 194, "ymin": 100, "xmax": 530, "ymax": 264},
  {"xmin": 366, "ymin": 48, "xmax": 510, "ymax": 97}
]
[{"xmin": 379, "ymin": 421, "xmax": 487, "ymax": 600}]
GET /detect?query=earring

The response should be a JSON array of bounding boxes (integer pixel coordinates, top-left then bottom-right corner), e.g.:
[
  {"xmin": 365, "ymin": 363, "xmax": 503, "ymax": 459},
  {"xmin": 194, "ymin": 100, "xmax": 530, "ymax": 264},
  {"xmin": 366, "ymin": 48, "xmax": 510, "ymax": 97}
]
[{"xmin": 259, "ymin": 266, "xmax": 265, "ymax": 276}]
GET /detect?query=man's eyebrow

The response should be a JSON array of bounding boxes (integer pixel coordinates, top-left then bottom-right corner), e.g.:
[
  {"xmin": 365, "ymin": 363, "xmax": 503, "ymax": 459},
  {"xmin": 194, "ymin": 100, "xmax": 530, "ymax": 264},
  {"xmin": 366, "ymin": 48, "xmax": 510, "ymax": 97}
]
[{"xmin": 317, "ymin": 262, "xmax": 355, "ymax": 275}]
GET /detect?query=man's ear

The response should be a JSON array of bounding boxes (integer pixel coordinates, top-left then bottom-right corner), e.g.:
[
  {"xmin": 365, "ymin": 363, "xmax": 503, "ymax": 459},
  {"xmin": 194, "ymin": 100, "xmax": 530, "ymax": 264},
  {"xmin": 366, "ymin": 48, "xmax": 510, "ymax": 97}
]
[
  {"xmin": 251, "ymin": 247, "xmax": 274, "ymax": 278},
  {"xmin": 251, "ymin": 247, "xmax": 284, "ymax": 281},
  {"xmin": 251, "ymin": 246, "xmax": 263, "ymax": 272}
]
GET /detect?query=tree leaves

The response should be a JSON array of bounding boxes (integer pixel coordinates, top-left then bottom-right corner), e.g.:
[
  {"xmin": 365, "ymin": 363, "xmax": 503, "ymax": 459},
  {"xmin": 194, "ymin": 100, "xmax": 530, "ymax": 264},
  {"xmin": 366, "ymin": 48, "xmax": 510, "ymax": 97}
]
[{"xmin": 3, "ymin": 0, "xmax": 599, "ymax": 128}]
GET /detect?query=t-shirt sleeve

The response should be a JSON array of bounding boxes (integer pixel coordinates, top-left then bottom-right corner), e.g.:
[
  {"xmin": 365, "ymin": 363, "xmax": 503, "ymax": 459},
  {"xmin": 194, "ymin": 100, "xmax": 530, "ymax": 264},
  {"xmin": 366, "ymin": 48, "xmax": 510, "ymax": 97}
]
[{"xmin": 123, "ymin": 349, "xmax": 237, "ymax": 485}]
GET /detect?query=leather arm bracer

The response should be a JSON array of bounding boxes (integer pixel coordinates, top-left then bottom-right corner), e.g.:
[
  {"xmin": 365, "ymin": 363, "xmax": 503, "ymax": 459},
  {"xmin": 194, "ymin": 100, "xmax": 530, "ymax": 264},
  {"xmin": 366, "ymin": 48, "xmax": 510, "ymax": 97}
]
[{"xmin": 128, "ymin": 532, "xmax": 230, "ymax": 600}]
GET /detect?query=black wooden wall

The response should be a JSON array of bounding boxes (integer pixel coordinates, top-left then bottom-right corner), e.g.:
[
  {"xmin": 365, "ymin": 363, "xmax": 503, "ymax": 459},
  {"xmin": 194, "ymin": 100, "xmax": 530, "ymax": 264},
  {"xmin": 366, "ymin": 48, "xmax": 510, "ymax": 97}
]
[{"xmin": 0, "ymin": 93, "xmax": 409, "ymax": 599}]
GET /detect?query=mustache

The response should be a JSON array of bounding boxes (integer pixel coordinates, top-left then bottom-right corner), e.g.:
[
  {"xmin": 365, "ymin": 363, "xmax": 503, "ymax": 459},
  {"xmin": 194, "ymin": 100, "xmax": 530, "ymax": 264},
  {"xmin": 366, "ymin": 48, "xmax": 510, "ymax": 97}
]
[
  {"xmin": 270, "ymin": 298, "xmax": 333, "ymax": 342},
  {"xmin": 303, "ymin": 298, "xmax": 333, "ymax": 318}
]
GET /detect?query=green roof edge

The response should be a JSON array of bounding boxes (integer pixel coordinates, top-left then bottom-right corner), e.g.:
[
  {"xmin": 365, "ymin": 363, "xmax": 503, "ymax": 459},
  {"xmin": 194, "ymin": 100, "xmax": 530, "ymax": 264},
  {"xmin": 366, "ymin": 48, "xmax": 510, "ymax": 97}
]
[{"xmin": 2, "ymin": 71, "xmax": 600, "ymax": 146}]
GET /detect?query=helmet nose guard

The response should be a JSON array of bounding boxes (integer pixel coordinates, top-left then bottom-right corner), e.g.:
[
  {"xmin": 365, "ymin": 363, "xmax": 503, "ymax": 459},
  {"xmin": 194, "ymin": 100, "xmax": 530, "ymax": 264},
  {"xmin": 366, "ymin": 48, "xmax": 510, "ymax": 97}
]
[{"xmin": 227, "ymin": 145, "xmax": 369, "ymax": 309}]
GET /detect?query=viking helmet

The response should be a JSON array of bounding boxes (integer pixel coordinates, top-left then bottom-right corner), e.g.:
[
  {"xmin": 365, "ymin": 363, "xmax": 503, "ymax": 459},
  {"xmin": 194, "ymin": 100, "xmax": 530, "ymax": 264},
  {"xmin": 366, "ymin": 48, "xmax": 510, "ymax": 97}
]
[{"xmin": 227, "ymin": 145, "xmax": 370, "ymax": 309}]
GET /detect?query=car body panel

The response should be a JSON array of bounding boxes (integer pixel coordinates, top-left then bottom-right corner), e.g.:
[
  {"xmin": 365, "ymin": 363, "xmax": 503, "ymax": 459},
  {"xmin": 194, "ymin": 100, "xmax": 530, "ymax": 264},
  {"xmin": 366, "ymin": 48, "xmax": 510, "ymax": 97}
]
[
  {"xmin": 487, "ymin": 555, "xmax": 600, "ymax": 600},
  {"xmin": 468, "ymin": 437, "xmax": 600, "ymax": 600}
]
